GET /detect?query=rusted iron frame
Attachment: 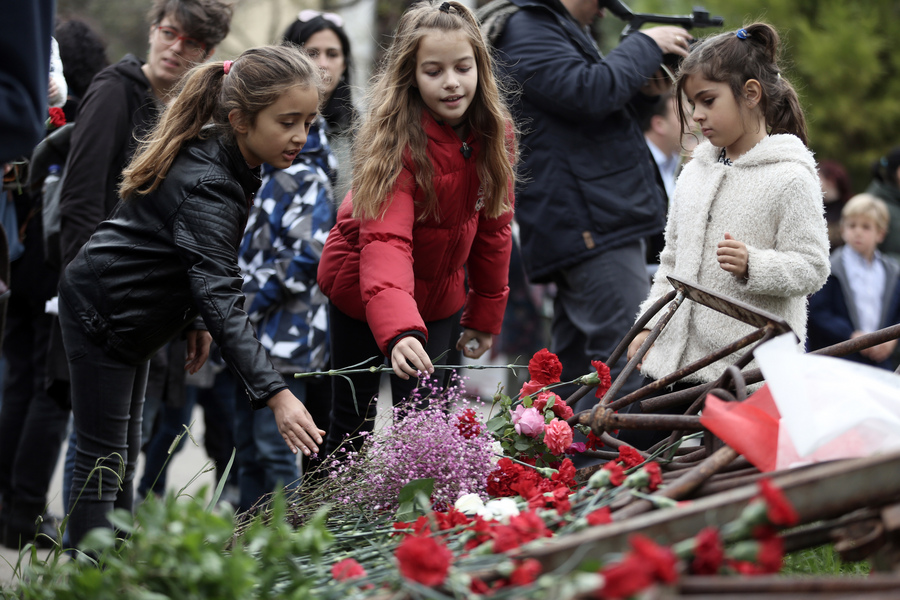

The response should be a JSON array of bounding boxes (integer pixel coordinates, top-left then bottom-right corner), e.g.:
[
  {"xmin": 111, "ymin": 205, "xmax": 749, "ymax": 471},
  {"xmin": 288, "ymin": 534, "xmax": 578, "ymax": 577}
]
[
  {"xmin": 778, "ymin": 508, "xmax": 882, "ymax": 553},
  {"xmin": 598, "ymin": 410, "xmax": 704, "ymax": 432},
  {"xmin": 587, "ymin": 290, "xmax": 687, "ymax": 429},
  {"xmin": 612, "ymin": 447, "xmax": 740, "ymax": 521},
  {"xmin": 605, "ymin": 330, "xmax": 764, "ymax": 414},
  {"xmin": 517, "ymin": 450, "xmax": 900, "ymax": 570},
  {"xmin": 690, "ymin": 471, "xmax": 765, "ymax": 496},
  {"xmin": 675, "ymin": 573, "xmax": 900, "ymax": 594},
  {"xmin": 561, "ymin": 289, "xmax": 681, "ymax": 410}
]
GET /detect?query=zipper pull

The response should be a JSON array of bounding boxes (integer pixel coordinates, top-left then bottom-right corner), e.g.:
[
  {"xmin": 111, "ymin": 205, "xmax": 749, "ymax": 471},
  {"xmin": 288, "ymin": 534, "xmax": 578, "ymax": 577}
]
[{"xmin": 460, "ymin": 142, "xmax": 472, "ymax": 159}]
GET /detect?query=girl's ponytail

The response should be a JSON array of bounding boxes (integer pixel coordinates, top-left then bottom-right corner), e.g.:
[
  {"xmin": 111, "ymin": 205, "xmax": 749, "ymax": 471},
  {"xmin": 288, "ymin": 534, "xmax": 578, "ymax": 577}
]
[
  {"xmin": 676, "ymin": 21, "xmax": 808, "ymax": 146},
  {"xmin": 121, "ymin": 46, "xmax": 322, "ymax": 200},
  {"xmin": 120, "ymin": 62, "xmax": 226, "ymax": 199}
]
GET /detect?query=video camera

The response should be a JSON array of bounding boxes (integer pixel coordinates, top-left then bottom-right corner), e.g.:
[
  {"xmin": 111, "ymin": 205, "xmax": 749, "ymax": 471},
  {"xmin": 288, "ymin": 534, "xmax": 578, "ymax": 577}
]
[{"xmin": 602, "ymin": 0, "xmax": 724, "ymax": 74}]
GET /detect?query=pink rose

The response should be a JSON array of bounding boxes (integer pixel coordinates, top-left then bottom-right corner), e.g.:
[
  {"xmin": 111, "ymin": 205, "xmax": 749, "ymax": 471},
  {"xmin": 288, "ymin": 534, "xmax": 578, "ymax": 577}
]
[
  {"xmin": 514, "ymin": 407, "xmax": 545, "ymax": 438},
  {"xmin": 510, "ymin": 404, "xmax": 528, "ymax": 425},
  {"xmin": 544, "ymin": 418, "xmax": 574, "ymax": 455}
]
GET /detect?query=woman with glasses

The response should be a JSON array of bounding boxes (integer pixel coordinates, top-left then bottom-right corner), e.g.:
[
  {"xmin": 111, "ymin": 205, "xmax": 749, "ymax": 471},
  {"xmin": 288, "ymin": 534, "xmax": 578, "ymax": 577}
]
[{"xmin": 283, "ymin": 10, "xmax": 357, "ymax": 204}]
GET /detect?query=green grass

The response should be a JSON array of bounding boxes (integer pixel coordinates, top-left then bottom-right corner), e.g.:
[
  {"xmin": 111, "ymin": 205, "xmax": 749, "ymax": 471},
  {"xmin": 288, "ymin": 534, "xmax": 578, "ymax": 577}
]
[{"xmin": 781, "ymin": 544, "xmax": 870, "ymax": 576}]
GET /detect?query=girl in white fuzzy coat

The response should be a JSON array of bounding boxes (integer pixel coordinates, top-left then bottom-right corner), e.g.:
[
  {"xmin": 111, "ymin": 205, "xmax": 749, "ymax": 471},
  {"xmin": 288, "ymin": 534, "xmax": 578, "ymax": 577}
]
[{"xmin": 626, "ymin": 23, "xmax": 830, "ymax": 407}]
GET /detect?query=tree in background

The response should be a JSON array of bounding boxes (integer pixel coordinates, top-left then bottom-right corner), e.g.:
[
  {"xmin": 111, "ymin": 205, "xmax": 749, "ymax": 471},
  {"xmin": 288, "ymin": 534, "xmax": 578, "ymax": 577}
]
[
  {"xmin": 56, "ymin": 0, "xmax": 900, "ymax": 193},
  {"xmin": 604, "ymin": 0, "xmax": 900, "ymax": 193}
]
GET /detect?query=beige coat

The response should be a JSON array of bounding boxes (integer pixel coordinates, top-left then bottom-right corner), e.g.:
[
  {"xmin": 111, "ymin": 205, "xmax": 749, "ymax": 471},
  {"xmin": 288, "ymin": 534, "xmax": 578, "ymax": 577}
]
[{"xmin": 638, "ymin": 134, "xmax": 830, "ymax": 383}]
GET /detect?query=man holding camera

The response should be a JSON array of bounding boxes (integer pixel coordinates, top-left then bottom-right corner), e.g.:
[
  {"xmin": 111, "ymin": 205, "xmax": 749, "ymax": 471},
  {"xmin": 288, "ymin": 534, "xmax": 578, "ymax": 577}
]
[{"xmin": 486, "ymin": 0, "xmax": 690, "ymax": 417}]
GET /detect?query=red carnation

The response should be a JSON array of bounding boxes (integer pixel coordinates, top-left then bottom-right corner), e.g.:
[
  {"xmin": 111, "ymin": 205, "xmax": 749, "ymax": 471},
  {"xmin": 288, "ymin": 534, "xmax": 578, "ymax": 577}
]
[
  {"xmin": 756, "ymin": 536, "xmax": 785, "ymax": 573},
  {"xmin": 643, "ymin": 462, "xmax": 663, "ymax": 491},
  {"xmin": 591, "ymin": 359, "xmax": 612, "ymax": 399},
  {"xmin": 551, "ymin": 397, "xmax": 574, "ymax": 420},
  {"xmin": 631, "ymin": 534, "xmax": 679, "ymax": 583},
  {"xmin": 519, "ymin": 379, "xmax": 545, "ymax": 398},
  {"xmin": 586, "ymin": 431, "xmax": 604, "ymax": 450},
  {"xmin": 509, "ymin": 559, "xmax": 542, "ymax": 585},
  {"xmin": 435, "ymin": 507, "xmax": 471, "ymax": 531},
  {"xmin": 455, "ymin": 407, "xmax": 483, "ymax": 439},
  {"xmin": 597, "ymin": 554, "xmax": 654, "ymax": 599},
  {"xmin": 586, "ymin": 506, "xmax": 612, "ymax": 526},
  {"xmin": 757, "ymin": 478, "xmax": 799, "ymax": 526},
  {"xmin": 332, "ymin": 557, "xmax": 367, "ymax": 581},
  {"xmin": 617, "ymin": 445, "xmax": 644, "ymax": 468},
  {"xmin": 602, "ymin": 461, "xmax": 626, "ymax": 486},
  {"xmin": 47, "ymin": 106, "xmax": 66, "ymax": 129},
  {"xmin": 690, "ymin": 527, "xmax": 724, "ymax": 575},
  {"xmin": 395, "ymin": 535, "xmax": 453, "ymax": 586},
  {"xmin": 551, "ymin": 458, "xmax": 577, "ymax": 489},
  {"xmin": 510, "ymin": 510, "xmax": 552, "ymax": 544},
  {"xmin": 529, "ymin": 348, "xmax": 563, "ymax": 384}
]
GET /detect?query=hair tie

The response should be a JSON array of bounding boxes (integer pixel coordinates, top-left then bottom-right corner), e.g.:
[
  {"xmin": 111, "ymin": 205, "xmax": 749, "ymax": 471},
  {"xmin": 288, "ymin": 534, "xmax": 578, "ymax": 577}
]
[
  {"xmin": 223, "ymin": 60, "xmax": 233, "ymax": 75},
  {"xmin": 736, "ymin": 28, "xmax": 749, "ymax": 40},
  {"xmin": 439, "ymin": 2, "xmax": 451, "ymax": 13}
]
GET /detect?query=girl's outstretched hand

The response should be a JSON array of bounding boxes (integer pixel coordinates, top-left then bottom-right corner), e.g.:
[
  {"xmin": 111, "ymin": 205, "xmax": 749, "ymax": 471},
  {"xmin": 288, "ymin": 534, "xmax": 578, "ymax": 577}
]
[
  {"xmin": 267, "ymin": 389, "xmax": 325, "ymax": 456},
  {"xmin": 184, "ymin": 330, "xmax": 212, "ymax": 374},
  {"xmin": 456, "ymin": 328, "xmax": 492, "ymax": 359},
  {"xmin": 391, "ymin": 336, "xmax": 434, "ymax": 380},
  {"xmin": 717, "ymin": 233, "xmax": 749, "ymax": 279}
]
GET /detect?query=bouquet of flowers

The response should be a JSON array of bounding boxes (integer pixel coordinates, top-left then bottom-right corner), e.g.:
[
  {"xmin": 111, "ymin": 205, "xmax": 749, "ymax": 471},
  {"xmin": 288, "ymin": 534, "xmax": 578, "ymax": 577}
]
[{"xmin": 486, "ymin": 348, "xmax": 612, "ymax": 468}]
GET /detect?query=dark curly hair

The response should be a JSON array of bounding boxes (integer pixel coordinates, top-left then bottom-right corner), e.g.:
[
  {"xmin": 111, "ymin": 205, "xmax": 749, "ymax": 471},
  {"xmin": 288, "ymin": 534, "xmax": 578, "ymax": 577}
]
[{"xmin": 55, "ymin": 18, "xmax": 109, "ymax": 99}]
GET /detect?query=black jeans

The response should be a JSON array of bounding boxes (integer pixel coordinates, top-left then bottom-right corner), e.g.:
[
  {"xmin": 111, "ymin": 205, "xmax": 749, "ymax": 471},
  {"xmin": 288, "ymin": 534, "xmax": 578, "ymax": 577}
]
[
  {"xmin": 0, "ymin": 221, "xmax": 68, "ymax": 522},
  {"xmin": 324, "ymin": 306, "xmax": 462, "ymax": 456},
  {"xmin": 59, "ymin": 299, "xmax": 148, "ymax": 549}
]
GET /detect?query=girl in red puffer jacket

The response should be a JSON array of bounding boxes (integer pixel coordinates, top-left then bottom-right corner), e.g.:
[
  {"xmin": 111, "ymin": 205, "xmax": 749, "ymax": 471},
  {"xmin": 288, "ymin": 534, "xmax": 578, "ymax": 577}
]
[{"xmin": 317, "ymin": 0, "xmax": 518, "ymax": 455}]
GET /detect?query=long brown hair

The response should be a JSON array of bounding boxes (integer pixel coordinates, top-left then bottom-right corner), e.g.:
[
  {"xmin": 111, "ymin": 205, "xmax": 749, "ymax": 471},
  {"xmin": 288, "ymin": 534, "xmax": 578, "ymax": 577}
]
[
  {"xmin": 351, "ymin": 0, "xmax": 518, "ymax": 221},
  {"xmin": 120, "ymin": 45, "xmax": 321, "ymax": 199},
  {"xmin": 675, "ymin": 22, "xmax": 808, "ymax": 146}
]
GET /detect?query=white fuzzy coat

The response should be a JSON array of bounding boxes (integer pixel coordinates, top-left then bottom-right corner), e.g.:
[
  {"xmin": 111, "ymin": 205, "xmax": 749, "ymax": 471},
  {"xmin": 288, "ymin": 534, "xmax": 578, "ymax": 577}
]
[{"xmin": 638, "ymin": 134, "xmax": 830, "ymax": 383}]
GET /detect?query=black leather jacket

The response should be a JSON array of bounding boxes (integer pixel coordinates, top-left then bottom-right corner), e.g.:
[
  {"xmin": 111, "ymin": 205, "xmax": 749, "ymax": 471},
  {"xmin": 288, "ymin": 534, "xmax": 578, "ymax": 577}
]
[{"xmin": 58, "ymin": 133, "xmax": 287, "ymax": 409}]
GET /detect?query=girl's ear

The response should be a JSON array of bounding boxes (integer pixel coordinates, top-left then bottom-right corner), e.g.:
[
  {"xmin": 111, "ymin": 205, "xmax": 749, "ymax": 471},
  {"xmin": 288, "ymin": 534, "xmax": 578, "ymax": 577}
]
[
  {"xmin": 743, "ymin": 79, "xmax": 762, "ymax": 108},
  {"xmin": 229, "ymin": 109, "xmax": 248, "ymax": 134}
]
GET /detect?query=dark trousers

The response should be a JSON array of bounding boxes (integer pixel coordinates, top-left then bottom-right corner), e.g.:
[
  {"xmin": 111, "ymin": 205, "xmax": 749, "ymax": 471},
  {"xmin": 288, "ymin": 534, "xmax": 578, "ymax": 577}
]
[
  {"xmin": 0, "ymin": 218, "xmax": 68, "ymax": 523},
  {"xmin": 324, "ymin": 306, "xmax": 462, "ymax": 456},
  {"xmin": 551, "ymin": 242, "xmax": 649, "ymax": 403},
  {"xmin": 138, "ymin": 369, "xmax": 236, "ymax": 497},
  {"xmin": 59, "ymin": 299, "xmax": 148, "ymax": 549}
]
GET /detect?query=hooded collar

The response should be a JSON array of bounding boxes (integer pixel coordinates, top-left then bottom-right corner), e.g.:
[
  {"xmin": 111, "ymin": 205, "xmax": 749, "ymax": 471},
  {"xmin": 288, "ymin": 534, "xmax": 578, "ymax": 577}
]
[{"xmin": 692, "ymin": 134, "xmax": 817, "ymax": 178}]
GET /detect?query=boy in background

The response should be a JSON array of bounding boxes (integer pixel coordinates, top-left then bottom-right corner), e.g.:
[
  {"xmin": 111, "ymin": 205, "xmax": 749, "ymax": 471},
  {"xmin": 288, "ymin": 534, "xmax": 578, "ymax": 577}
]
[{"xmin": 808, "ymin": 194, "xmax": 900, "ymax": 368}]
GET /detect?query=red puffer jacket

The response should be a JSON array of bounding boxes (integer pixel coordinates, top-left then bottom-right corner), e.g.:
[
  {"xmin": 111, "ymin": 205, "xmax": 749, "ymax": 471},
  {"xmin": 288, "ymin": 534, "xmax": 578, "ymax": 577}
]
[{"xmin": 317, "ymin": 111, "xmax": 513, "ymax": 355}]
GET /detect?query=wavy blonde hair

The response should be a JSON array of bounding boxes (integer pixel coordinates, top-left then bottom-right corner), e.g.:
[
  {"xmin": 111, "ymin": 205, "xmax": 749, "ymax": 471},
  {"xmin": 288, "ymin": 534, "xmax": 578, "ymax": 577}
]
[
  {"xmin": 351, "ymin": 0, "xmax": 518, "ymax": 221},
  {"xmin": 120, "ymin": 45, "xmax": 321, "ymax": 199}
]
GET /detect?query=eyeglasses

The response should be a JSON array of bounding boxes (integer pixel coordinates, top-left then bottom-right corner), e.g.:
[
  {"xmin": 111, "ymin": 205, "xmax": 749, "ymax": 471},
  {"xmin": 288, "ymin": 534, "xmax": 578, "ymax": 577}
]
[
  {"xmin": 155, "ymin": 25, "xmax": 208, "ymax": 54},
  {"xmin": 297, "ymin": 9, "xmax": 344, "ymax": 28}
]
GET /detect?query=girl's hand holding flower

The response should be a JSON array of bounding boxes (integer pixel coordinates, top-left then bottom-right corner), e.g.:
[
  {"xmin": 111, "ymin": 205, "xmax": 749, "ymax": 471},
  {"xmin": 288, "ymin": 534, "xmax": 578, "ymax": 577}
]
[
  {"xmin": 456, "ymin": 327, "xmax": 492, "ymax": 359},
  {"xmin": 391, "ymin": 336, "xmax": 434, "ymax": 379}
]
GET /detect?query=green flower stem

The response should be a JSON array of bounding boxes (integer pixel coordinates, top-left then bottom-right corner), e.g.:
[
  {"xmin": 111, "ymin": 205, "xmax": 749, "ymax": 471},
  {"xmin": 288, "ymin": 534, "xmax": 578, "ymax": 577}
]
[{"xmin": 293, "ymin": 361, "xmax": 527, "ymax": 379}]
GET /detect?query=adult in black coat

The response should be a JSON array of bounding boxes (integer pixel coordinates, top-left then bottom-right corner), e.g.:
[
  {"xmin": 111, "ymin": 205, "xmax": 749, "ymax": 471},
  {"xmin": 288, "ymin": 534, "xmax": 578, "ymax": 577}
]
[{"xmin": 486, "ymin": 0, "xmax": 690, "ymax": 406}]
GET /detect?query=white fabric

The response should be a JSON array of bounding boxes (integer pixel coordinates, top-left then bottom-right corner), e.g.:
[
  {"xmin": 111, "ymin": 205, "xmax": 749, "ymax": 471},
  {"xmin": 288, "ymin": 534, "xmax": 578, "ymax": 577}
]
[
  {"xmin": 647, "ymin": 139, "xmax": 678, "ymax": 200},
  {"xmin": 842, "ymin": 246, "xmax": 887, "ymax": 333},
  {"xmin": 637, "ymin": 134, "xmax": 831, "ymax": 383},
  {"xmin": 48, "ymin": 37, "xmax": 67, "ymax": 108}
]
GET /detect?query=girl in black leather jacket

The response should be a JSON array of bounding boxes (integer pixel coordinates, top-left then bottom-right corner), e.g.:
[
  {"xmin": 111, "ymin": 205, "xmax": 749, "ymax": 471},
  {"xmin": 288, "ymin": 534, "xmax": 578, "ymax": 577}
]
[{"xmin": 58, "ymin": 45, "xmax": 326, "ymax": 549}]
